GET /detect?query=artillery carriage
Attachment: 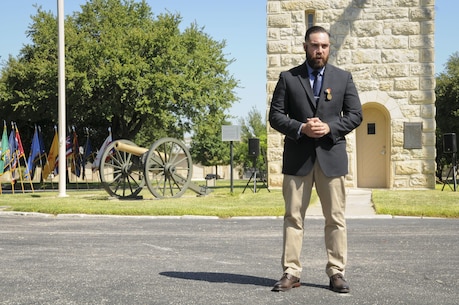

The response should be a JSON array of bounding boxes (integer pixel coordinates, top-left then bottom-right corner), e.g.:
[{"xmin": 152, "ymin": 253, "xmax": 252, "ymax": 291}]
[{"xmin": 99, "ymin": 137, "xmax": 209, "ymax": 199}]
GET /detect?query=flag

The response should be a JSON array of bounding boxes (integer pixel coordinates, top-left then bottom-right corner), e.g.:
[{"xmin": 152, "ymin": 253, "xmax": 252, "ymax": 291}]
[
  {"xmin": 38, "ymin": 126, "xmax": 46, "ymax": 158},
  {"xmin": 25, "ymin": 126, "xmax": 41, "ymax": 180},
  {"xmin": 66, "ymin": 134, "xmax": 72, "ymax": 157},
  {"xmin": 42, "ymin": 127, "xmax": 58, "ymax": 180},
  {"xmin": 92, "ymin": 128, "xmax": 112, "ymax": 171},
  {"xmin": 14, "ymin": 123, "xmax": 26, "ymax": 159},
  {"xmin": 83, "ymin": 137, "xmax": 92, "ymax": 162},
  {"xmin": 82, "ymin": 131, "xmax": 93, "ymax": 179},
  {"xmin": 37, "ymin": 126, "xmax": 47, "ymax": 171},
  {"xmin": 70, "ymin": 128, "xmax": 82, "ymax": 177},
  {"xmin": 54, "ymin": 134, "xmax": 72, "ymax": 175},
  {"xmin": 7, "ymin": 124, "xmax": 18, "ymax": 173},
  {"xmin": 0, "ymin": 122, "xmax": 9, "ymax": 175},
  {"xmin": 11, "ymin": 123, "xmax": 26, "ymax": 180}
]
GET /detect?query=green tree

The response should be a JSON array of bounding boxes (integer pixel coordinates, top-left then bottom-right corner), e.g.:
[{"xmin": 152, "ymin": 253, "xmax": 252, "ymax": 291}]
[
  {"xmin": 0, "ymin": 0, "xmax": 238, "ymax": 149},
  {"xmin": 435, "ymin": 51, "xmax": 459, "ymax": 179},
  {"xmin": 233, "ymin": 106, "xmax": 267, "ymax": 177},
  {"xmin": 189, "ymin": 114, "xmax": 231, "ymax": 177}
]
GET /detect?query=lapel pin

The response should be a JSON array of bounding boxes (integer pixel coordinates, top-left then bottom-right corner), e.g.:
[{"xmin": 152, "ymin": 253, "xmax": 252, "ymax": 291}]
[{"xmin": 325, "ymin": 88, "xmax": 332, "ymax": 101}]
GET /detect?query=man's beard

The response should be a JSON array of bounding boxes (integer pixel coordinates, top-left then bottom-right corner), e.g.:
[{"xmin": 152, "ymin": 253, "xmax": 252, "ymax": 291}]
[{"xmin": 306, "ymin": 52, "xmax": 328, "ymax": 70}]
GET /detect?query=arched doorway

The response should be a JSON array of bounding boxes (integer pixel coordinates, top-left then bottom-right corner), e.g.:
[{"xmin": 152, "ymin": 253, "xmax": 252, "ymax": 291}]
[{"xmin": 356, "ymin": 104, "xmax": 390, "ymax": 188}]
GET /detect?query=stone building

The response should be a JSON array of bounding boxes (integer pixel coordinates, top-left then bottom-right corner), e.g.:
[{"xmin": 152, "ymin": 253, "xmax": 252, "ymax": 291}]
[{"xmin": 266, "ymin": 0, "xmax": 436, "ymax": 189}]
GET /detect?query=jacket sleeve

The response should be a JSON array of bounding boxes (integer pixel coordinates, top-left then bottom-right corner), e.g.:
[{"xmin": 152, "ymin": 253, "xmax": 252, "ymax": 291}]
[
  {"xmin": 327, "ymin": 72, "xmax": 362, "ymax": 144},
  {"xmin": 268, "ymin": 72, "xmax": 304, "ymax": 140}
]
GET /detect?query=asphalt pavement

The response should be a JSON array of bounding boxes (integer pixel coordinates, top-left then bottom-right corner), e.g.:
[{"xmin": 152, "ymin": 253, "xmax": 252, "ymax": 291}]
[{"xmin": 0, "ymin": 189, "xmax": 458, "ymax": 305}]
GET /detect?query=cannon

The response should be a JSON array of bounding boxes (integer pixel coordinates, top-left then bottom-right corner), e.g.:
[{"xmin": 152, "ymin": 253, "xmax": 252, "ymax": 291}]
[{"xmin": 98, "ymin": 137, "xmax": 210, "ymax": 199}]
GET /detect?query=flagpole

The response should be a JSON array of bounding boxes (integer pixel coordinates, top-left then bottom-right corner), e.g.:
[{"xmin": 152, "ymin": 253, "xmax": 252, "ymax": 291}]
[{"xmin": 57, "ymin": 0, "xmax": 67, "ymax": 197}]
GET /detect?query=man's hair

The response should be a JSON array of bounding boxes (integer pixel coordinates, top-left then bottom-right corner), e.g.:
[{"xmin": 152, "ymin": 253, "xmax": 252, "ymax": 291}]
[{"xmin": 305, "ymin": 26, "xmax": 330, "ymax": 42}]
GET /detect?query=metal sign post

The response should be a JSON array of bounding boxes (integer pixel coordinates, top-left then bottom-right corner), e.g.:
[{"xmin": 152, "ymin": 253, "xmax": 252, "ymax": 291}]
[{"xmin": 221, "ymin": 125, "xmax": 241, "ymax": 193}]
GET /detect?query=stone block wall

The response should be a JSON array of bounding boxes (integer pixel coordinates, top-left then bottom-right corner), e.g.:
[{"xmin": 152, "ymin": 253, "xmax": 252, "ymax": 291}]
[{"xmin": 266, "ymin": 0, "xmax": 436, "ymax": 189}]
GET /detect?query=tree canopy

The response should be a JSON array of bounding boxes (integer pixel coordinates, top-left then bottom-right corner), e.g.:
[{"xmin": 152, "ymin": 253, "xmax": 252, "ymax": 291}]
[
  {"xmin": 0, "ymin": 0, "xmax": 238, "ymax": 148},
  {"xmin": 189, "ymin": 117, "xmax": 231, "ymax": 169},
  {"xmin": 189, "ymin": 107, "xmax": 267, "ymax": 178},
  {"xmin": 233, "ymin": 107, "xmax": 267, "ymax": 176},
  {"xmin": 435, "ymin": 51, "xmax": 459, "ymax": 176}
]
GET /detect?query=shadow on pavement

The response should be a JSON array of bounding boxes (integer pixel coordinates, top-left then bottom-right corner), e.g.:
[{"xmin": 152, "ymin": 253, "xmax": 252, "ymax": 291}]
[
  {"xmin": 160, "ymin": 271, "xmax": 275, "ymax": 287},
  {"xmin": 159, "ymin": 271, "xmax": 330, "ymax": 292}
]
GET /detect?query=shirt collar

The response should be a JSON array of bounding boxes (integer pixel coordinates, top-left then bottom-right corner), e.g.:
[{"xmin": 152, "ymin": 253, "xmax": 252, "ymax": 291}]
[{"xmin": 306, "ymin": 63, "xmax": 325, "ymax": 76}]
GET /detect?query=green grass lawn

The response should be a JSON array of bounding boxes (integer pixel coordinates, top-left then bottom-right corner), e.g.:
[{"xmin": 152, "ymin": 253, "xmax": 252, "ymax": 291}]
[
  {"xmin": 0, "ymin": 180, "xmax": 287, "ymax": 218},
  {"xmin": 372, "ymin": 184, "xmax": 459, "ymax": 218},
  {"xmin": 1, "ymin": 180, "xmax": 458, "ymax": 218}
]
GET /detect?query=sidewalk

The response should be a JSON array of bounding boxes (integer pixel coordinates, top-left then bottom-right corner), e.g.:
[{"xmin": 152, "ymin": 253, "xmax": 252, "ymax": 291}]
[{"xmin": 306, "ymin": 188, "xmax": 381, "ymax": 218}]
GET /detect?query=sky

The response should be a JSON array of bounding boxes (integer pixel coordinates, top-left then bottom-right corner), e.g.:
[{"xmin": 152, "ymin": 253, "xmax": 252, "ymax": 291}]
[{"xmin": 0, "ymin": 0, "xmax": 456, "ymax": 125}]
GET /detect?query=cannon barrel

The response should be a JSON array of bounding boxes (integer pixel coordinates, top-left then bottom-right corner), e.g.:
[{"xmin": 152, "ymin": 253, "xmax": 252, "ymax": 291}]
[{"xmin": 114, "ymin": 141, "xmax": 148, "ymax": 156}]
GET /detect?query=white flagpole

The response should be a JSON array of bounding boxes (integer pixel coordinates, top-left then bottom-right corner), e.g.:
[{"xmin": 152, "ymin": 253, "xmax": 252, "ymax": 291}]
[{"xmin": 57, "ymin": 0, "xmax": 67, "ymax": 197}]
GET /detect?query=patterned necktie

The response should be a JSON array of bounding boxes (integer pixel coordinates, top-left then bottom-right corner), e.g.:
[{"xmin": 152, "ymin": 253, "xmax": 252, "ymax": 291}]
[{"xmin": 312, "ymin": 70, "xmax": 322, "ymax": 98}]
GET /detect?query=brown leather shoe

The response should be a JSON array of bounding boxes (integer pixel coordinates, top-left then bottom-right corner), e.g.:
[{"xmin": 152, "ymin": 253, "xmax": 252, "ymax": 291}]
[
  {"xmin": 272, "ymin": 273, "xmax": 301, "ymax": 292},
  {"xmin": 329, "ymin": 273, "xmax": 350, "ymax": 293}
]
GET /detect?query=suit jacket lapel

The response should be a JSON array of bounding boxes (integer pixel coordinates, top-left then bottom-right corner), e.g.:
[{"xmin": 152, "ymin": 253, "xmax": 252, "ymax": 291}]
[
  {"xmin": 297, "ymin": 63, "xmax": 317, "ymax": 109},
  {"xmin": 317, "ymin": 65, "xmax": 332, "ymax": 109}
]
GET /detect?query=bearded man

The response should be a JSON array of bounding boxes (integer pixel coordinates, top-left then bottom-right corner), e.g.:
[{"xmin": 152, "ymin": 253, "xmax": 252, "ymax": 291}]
[{"xmin": 269, "ymin": 26, "xmax": 362, "ymax": 293}]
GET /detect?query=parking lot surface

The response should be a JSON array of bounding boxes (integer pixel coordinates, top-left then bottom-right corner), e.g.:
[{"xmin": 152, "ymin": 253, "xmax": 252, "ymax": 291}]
[{"xmin": 1, "ymin": 214, "xmax": 458, "ymax": 304}]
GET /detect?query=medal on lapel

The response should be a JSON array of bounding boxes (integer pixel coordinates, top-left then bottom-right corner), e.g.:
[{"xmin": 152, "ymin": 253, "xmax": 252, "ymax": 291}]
[{"xmin": 325, "ymin": 88, "xmax": 332, "ymax": 101}]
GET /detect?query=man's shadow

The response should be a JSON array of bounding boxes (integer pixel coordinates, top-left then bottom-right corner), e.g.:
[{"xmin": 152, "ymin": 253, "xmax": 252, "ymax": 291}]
[{"xmin": 159, "ymin": 271, "xmax": 329, "ymax": 290}]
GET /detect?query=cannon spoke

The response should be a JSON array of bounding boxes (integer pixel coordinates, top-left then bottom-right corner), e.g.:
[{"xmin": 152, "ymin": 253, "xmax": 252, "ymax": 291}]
[
  {"xmin": 99, "ymin": 140, "xmax": 144, "ymax": 199},
  {"xmin": 144, "ymin": 138, "xmax": 192, "ymax": 198}
]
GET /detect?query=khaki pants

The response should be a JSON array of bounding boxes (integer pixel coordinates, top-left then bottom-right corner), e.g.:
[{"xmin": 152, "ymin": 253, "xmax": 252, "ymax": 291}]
[{"xmin": 281, "ymin": 161, "xmax": 347, "ymax": 278}]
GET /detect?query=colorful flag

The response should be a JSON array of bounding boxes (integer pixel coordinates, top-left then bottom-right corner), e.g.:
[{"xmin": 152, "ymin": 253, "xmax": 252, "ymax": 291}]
[
  {"xmin": 14, "ymin": 123, "xmax": 26, "ymax": 158},
  {"xmin": 70, "ymin": 128, "xmax": 82, "ymax": 177},
  {"xmin": 82, "ymin": 131, "xmax": 93, "ymax": 179},
  {"xmin": 66, "ymin": 134, "xmax": 72, "ymax": 157},
  {"xmin": 42, "ymin": 127, "xmax": 58, "ymax": 180},
  {"xmin": 92, "ymin": 128, "xmax": 112, "ymax": 171},
  {"xmin": 10, "ymin": 123, "xmax": 26, "ymax": 180},
  {"xmin": 7, "ymin": 124, "xmax": 18, "ymax": 173},
  {"xmin": 37, "ymin": 126, "xmax": 47, "ymax": 170},
  {"xmin": 38, "ymin": 126, "xmax": 46, "ymax": 157},
  {"xmin": 0, "ymin": 122, "xmax": 9, "ymax": 175},
  {"xmin": 25, "ymin": 126, "xmax": 41, "ymax": 180},
  {"xmin": 54, "ymin": 134, "xmax": 72, "ymax": 175}
]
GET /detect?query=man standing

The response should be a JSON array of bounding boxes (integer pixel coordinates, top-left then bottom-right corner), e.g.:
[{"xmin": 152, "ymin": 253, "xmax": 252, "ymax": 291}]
[{"xmin": 268, "ymin": 26, "xmax": 362, "ymax": 293}]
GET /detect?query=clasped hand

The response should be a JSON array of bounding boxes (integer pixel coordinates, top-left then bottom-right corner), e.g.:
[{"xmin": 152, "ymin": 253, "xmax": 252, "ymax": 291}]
[{"xmin": 301, "ymin": 117, "xmax": 330, "ymax": 138}]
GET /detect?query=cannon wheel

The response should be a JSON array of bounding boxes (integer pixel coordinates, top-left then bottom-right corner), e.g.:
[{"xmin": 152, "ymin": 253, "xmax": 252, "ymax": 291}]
[
  {"xmin": 144, "ymin": 137, "xmax": 193, "ymax": 199},
  {"xmin": 99, "ymin": 139, "xmax": 145, "ymax": 199}
]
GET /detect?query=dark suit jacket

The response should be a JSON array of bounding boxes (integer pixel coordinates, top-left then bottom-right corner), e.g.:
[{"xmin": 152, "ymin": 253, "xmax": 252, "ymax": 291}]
[{"xmin": 269, "ymin": 62, "xmax": 362, "ymax": 177}]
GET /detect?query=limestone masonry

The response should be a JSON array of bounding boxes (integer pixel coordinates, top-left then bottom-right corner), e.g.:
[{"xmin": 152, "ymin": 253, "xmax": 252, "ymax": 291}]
[{"xmin": 266, "ymin": 0, "xmax": 436, "ymax": 189}]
